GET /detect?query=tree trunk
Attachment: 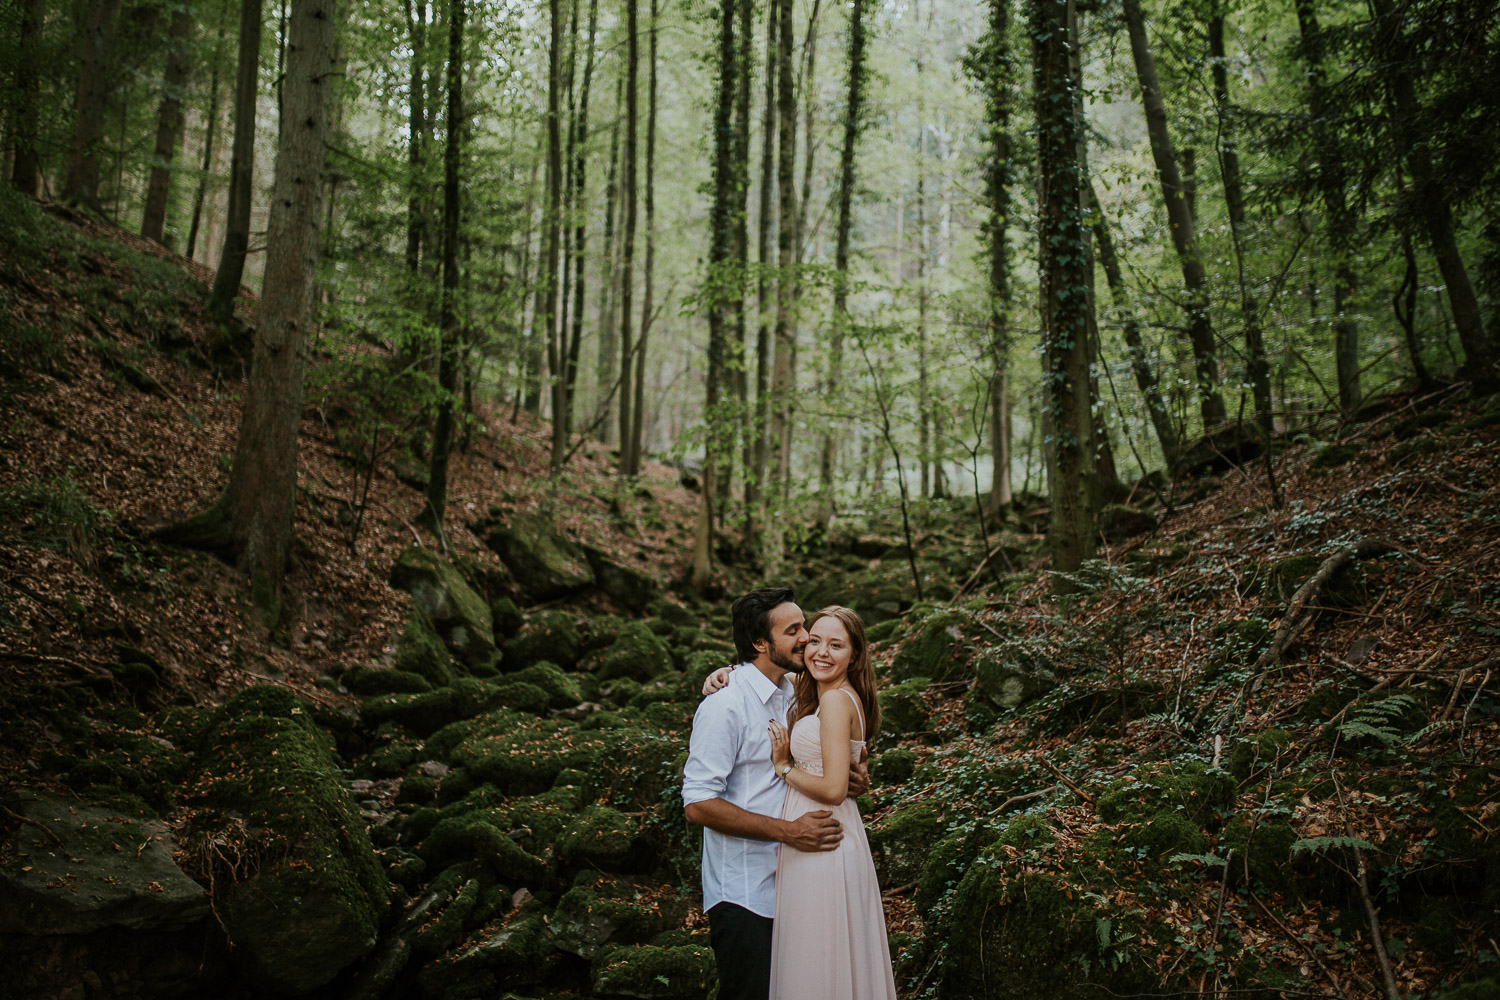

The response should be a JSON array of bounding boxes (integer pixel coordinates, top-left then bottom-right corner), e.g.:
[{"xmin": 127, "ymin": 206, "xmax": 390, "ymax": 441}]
[
  {"xmin": 142, "ymin": 8, "xmax": 196, "ymax": 243},
  {"xmin": 543, "ymin": 0, "xmax": 565, "ymax": 472},
  {"xmin": 1089, "ymin": 183, "xmax": 1179, "ymax": 468},
  {"xmin": 187, "ymin": 4, "xmax": 230, "ymax": 261},
  {"xmin": 764, "ymin": 0, "xmax": 797, "ymax": 531},
  {"xmin": 1034, "ymin": 0, "xmax": 1095, "ymax": 586},
  {"xmin": 208, "ymin": 0, "xmax": 265, "ymax": 327},
  {"xmin": 222, "ymin": 0, "xmax": 335, "ymax": 612},
  {"xmin": 617, "ymin": 0, "xmax": 639, "ymax": 474},
  {"xmin": 425, "ymin": 0, "xmax": 464, "ymax": 524},
  {"xmin": 62, "ymin": 0, "xmax": 123, "ymax": 209},
  {"xmin": 1289, "ymin": 0, "xmax": 1356, "ymax": 414},
  {"xmin": 10, "ymin": 0, "xmax": 49, "ymax": 195},
  {"xmin": 404, "ymin": 0, "xmax": 427, "ymax": 274},
  {"xmin": 916, "ymin": 0, "xmax": 931, "ymax": 499},
  {"xmin": 628, "ymin": 0, "xmax": 658, "ymax": 473},
  {"xmin": 1121, "ymin": 0, "xmax": 1225, "ymax": 429},
  {"xmin": 726, "ymin": 0, "xmax": 753, "ymax": 514},
  {"xmin": 1369, "ymin": 0, "xmax": 1495, "ymax": 390},
  {"xmin": 816, "ymin": 0, "xmax": 866, "ymax": 526},
  {"xmin": 564, "ymin": 0, "xmax": 599, "ymax": 446},
  {"xmin": 596, "ymin": 70, "xmax": 623, "ymax": 443},
  {"xmin": 744, "ymin": 0, "xmax": 779, "ymax": 551},
  {"xmin": 973, "ymin": 0, "xmax": 1013, "ymax": 516}
]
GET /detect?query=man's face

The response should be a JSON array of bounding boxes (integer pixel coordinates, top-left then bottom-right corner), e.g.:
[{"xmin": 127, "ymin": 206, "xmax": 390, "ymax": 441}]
[{"xmin": 761, "ymin": 602, "xmax": 808, "ymax": 674}]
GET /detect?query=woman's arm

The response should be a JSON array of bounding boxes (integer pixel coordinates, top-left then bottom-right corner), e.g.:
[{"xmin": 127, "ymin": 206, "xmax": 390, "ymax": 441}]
[
  {"xmin": 702, "ymin": 664, "xmax": 735, "ymax": 697},
  {"xmin": 769, "ymin": 692, "xmax": 855, "ymax": 806}
]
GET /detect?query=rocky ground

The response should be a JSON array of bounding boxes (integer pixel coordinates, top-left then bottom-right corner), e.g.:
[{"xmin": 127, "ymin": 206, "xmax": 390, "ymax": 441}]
[{"xmin": 2, "ymin": 188, "xmax": 1499, "ymax": 1000}]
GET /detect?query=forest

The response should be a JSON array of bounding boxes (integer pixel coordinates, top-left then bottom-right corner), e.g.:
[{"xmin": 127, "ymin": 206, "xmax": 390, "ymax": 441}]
[{"xmin": 0, "ymin": 0, "xmax": 1498, "ymax": 994}]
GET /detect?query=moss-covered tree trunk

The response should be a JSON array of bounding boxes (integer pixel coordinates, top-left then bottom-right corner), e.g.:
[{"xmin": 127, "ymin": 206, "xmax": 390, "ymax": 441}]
[
  {"xmin": 425, "ymin": 0, "xmax": 464, "ymax": 526},
  {"xmin": 208, "ymin": 0, "xmax": 265, "ymax": 327},
  {"xmin": 9, "ymin": 0, "xmax": 48, "ymax": 195},
  {"xmin": 221, "ymin": 0, "xmax": 336, "ymax": 612},
  {"xmin": 141, "ymin": 8, "xmax": 195, "ymax": 243},
  {"xmin": 743, "ymin": 0, "xmax": 778, "ymax": 553}
]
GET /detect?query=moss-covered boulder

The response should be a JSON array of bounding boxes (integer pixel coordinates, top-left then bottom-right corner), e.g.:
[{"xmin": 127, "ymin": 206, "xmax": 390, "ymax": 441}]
[
  {"xmin": 395, "ymin": 604, "xmax": 458, "ymax": 687},
  {"xmin": 916, "ymin": 821, "xmax": 998, "ymax": 916},
  {"xmin": 1096, "ymin": 504, "xmax": 1158, "ymax": 542},
  {"xmin": 879, "ymin": 676, "xmax": 930, "ymax": 740},
  {"xmin": 551, "ymin": 875, "xmax": 689, "ymax": 959},
  {"xmin": 508, "ymin": 661, "xmax": 584, "ymax": 708},
  {"xmin": 0, "ymin": 792, "xmax": 209, "ymax": 934},
  {"xmin": 584, "ymin": 544, "xmax": 657, "ymax": 614},
  {"xmin": 362, "ymin": 677, "xmax": 508, "ymax": 737},
  {"xmin": 414, "ymin": 910, "xmax": 553, "ymax": 996},
  {"xmin": 890, "ymin": 609, "xmax": 976, "ymax": 684},
  {"xmin": 483, "ymin": 510, "xmax": 595, "ymax": 600},
  {"xmin": 598, "ymin": 621, "xmax": 676, "ymax": 682},
  {"xmin": 1309, "ymin": 441, "xmax": 1359, "ymax": 469},
  {"xmin": 427, "ymin": 710, "xmax": 600, "ymax": 794},
  {"xmin": 343, "ymin": 664, "xmax": 434, "ymax": 696},
  {"xmin": 486, "ymin": 679, "xmax": 551, "ymax": 715},
  {"xmin": 490, "ymin": 597, "xmax": 524, "ymax": 638},
  {"xmin": 558, "ymin": 803, "xmax": 644, "ymax": 871},
  {"xmin": 1266, "ymin": 553, "xmax": 1366, "ymax": 607},
  {"xmin": 870, "ymin": 747, "xmax": 919, "ymax": 788},
  {"xmin": 391, "ymin": 546, "xmax": 499, "ymax": 670},
  {"xmin": 188, "ymin": 686, "xmax": 387, "ymax": 994},
  {"xmin": 417, "ymin": 816, "xmax": 550, "ymax": 887},
  {"xmin": 869, "ymin": 801, "xmax": 945, "ymax": 889},
  {"xmin": 591, "ymin": 944, "xmax": 716, "ymax": 999},
  {"xmin": 1095, "ymin": 762, "xmax": 1236, "ymax": 858},
  {"xmin": 803, "ymin": 560, "xmax": 953, "ymax": 625},
  {"xmin": 974, "ymin": 641, "xmax": 1057, "ymax": 709},
  {"xmin": 501, "ymin": 610, "xmax": 583, "ymax": 670}
]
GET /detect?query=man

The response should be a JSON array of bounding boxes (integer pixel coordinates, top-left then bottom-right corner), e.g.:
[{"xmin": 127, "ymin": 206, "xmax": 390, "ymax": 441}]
[{"xmin": 682, "ymin": 586, "xmax": 869, "ymax": 1000}]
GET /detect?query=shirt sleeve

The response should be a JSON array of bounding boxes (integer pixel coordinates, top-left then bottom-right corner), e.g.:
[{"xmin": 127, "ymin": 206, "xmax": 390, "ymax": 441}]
[{"xmin": 682, "ymin": 692, "xmax": 741, "ymax": 806}]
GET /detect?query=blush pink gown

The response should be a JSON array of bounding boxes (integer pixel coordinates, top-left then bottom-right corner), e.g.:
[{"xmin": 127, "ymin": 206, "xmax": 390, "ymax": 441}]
[{"xmin": 769, "ymin": 688, "xmax": 899, "ymax": 1000}]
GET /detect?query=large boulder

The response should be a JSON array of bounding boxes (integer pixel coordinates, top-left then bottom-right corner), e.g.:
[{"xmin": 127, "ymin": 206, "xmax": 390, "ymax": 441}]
[
  {"xmin": 973, "ymin": 641, "xmax": 1058, "ymax": 710},
  {"xmin": 597, "ymin": 621, "xmax": 675, "ymax": 682},
  {"xmin": 584, "ymin": 545, "xmax": 657, "ymax": 614},
  {"xmin": 591, "ymin": 943, "xmax": 716, "ymax": 999},
  {"xmin": 391, "ymin": 547, "xmax": 499, "ymax": 670},
  {"xmin": 501, "ymin": 610, "xmax": 584, "ymax": 671},
  {"xmin": 189, "ymin": 686, "xmax": 387, "ymax": 995},
  {"xmin": 483, "ymin": 510, "xmax": 594, "ymax": 600},
  {"xmin": 869, "ymin": 802, "xmax": 945, "ymax": 889},
  {"xmin": 889, "ymin": 609, "xmax": 976, "ymax": 684},
  {"xmin": 551, "ymin": 875, "xmax": 688, "ymax": 959},
  {"xmin": 0, "ymin": 793, "xmax": 208, "ymax": 934}
]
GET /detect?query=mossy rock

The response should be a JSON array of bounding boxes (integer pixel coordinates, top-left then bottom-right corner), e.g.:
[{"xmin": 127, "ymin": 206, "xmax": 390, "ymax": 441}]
[
  {"xmin": 503, "ymin": 784, "xmax": 584, "ymax": 856},
  {"xmin": 411, "ymin": 876, "xmax": 482, "ymax": 958},
  {"xmin": 487, "ymin": 680, "xmax": 551, "ymax": 715},
  {"xmin": 558, "ymin": 804, "xmax": 642, "ymax": 871},
  {"xmin": 580, "ymin": 614, "xmax": 628, "ymax": 651},
  {"xmin": 391, "ymin": 546, "xmax": 499, "ymax": 670},
  {"xmin": 1099, "ymin": 808, "xmax": 1207, "ymax": 858},
  {"xmin": 1096, "ymin": 504, "xmax": 1158, "ymax": 541},
  {"xmin": 802, "ymin": 559, "xmax": 954, "ymax": 625},
  {"xmin": 508, "ymin": 661, "xmax": 584, "ymax": 709},
  {"xmin": 395, "ymin": 604, "xmax": 457, "ymax": 687},
  {"xmin": 870, "ymin": 747, "xmax": 918, "ymax": 788},
  {"xmin": 1204, "ymin": 616, "xmax": 1273, "ymax": 681},
  {"xmin": 427, "ymin": 710, "xmax": 602, "ymax": 794},
  {"xmin": 483, "ymin": 509, "xmax": 595, "ymax": 600},
  {"xmin": 62, "ymin": 726, "xmax": 189, "ymax": 812},
  {"xmin": 653, "ymin": 600, "xmax": 698, "ymax": 628},
  {"xmin": 1028, "ymin": 678, "xmax": 1165, "ymax": 736},
  {"xmin": 1097, "ymin": 762, "xmax": 1235, "ymax": 833},
  {"xmin": 362, "ymin": 677, "xmax": 507, "ymax": 737},
  {"xmin": 551, "ymin": 875, "xmax": 689, "ymax": 959},
  {"xmin": 1216, "ymin": 816, "xmax": 1297, "ymax": 893},
  {"xmin": 414, "ymin": 910, "xmax": 554, "ymax": 995},
  {"xmin": 501, "ymin": 610, "xmax": 583, "ymax": 671},
  {"xmin": 417, "ymin": 816, "xmax": 550, "ymax": 887},
  {"xmin": 878, "ymin": 676, "xmax": 931, "ymax": 740},
  {"xmin": 866, "ymin": 617, "xmax": 906, "ymax": 646},
  {"xmin": 591, "ymin": 944, "xmax": 716, "ymax": 999},
  {"xmin": 1227, "ymin": 728, "xmax": 1290, "ymax": 782},
  {"xmin": 583, "ymin": 545, "xmax": 657, "ymax": 614},
  {"xmin": 889, "ymin": 609, "xmax": 976, "ymax": 684},
  {"xmin": 598, "ymin": 621, "xmax": 675, "ymax": 682},
  {"xmin": 1309, "ymin": 441, "xmax": 1360, "ymax": 469},
  {"xmin": 916, "ymin": 821, "xmax": 997, "ymax": 916},
  {"xmin": 973, "ymin": 641, "xmax": 1057, "ymax": 709},
  {"xmin": 490, "ymin": 597, "xmax": 524, "ymax": 638},
  {"xmin": 1386, "ymin": 407, "xmax": 1451, "ymax": 440},
  {"xmin": 343, "ymin": 665, "xmax": 434, "ymax": 696},
  {"xmin": 1440, "ymin": 979, "xmax": 1500, "ymax": 1000},
  {"xmin": 870, "ymin": 801, "xmax": 945, "ymax": 889},
  {"xmin": 398, "ymin": 773, "xmax": 439, "ymax": 806},
  {"xmin": 188, "ymin": 686, "xmax": 387, "ymax": 994},
  {"xmin": 1267, "ymin": 553, "xmax": 1366, "ymax": 607}
]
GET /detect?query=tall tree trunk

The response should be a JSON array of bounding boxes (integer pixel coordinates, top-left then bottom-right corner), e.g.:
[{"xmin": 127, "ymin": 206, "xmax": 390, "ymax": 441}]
[
  {"xmin": 543, "ymin": 0, "xmax": 565, "ymax": 472},
  {"xmin": 696, "ymin": 0, "xmax": 740, "ymax": 588},
  {"xmin": 221, "ymin": 0, "xmax": 335, "ymax": 611},
  {"xmin": 628, "ymin": 0, "xmax": 657, "ymax": 473},
  {"xmin": 973, "ymin": 0, "xmax": 1013, "ymax": 515},
  {"xmin": 1121, "ymin": 0, "xmax": 1225, "ymax": 430},
  {"xmin": 744, "ymin": 0, "xmax": 778, "ymax": 551},
  {"xmin": 558, "ymin": 0, "xmax": 580, "ymax": 423},
  {"xmin": 816, "ymin": 0, "xmax": 865, "ymax": 526},
  {"xmin": 564, "ymin": 0, "xmax": 599, "ymax": 446},
  {"xmin": 142, "ymin": 8, "xmax": 196, "ymax": 243},
  {"xmin": 10, "ymin": 0, "xmax": 49, "ymax": 195},
  {"xmin": 62, "ymin": 0, "xmax": 123, "ymax": 209},
  {"xmin": 1034, "ymin": 0, "xmax": 1095, "ymax": 587},
  {"xmin": 208, "ymin": 0, "xmax": 265, "ymax": 327},
  {"xmin": 726, "ymin": 0, "xmax": 753, "ymax": 514},
  {"xmin": 617, "ymin": 0, "xmax": 639, "ymax": 474},
  {"xmin": 915, "ymin": 0, "xmax": 931, "ymax": 499},
  {"xmin": 596, "ymin": 70, "xmax": 623, "ymax": 443},
  {"xmin": 522, "ymin": 128, "xmax": 546, "ymax": 416},
  {"xmin": 187, "ymin": 3, "xmax": 230, "ymax": 261},
  {"xmin": 425, "ymin": 0, "xmax": 464, "ymax": 524},
  {"xmin": 404, "ymin": 0, "xmax": 427, "ymax": 274},
  {"xmin": 764, "ymin": 0, "xmax": 797, "ymax": 538},
  {"xmin": 1368, "ymin": 0, "xmax": 1495, "ymax": 389},
  {"xmin": 1089, "ymin": 183, "xmax": 1179, "ymax": 468}
]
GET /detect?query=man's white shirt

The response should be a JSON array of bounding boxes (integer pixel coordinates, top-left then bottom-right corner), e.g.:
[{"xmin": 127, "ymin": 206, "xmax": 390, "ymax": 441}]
[{"xmin": 682, "ymin": 662, "xmax": 794, "ymax": 918}]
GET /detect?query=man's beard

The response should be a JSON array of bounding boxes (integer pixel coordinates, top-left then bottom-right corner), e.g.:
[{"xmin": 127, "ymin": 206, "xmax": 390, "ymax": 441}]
[{"xmin": 770, "ymin": 646, "xmax": 806, "ymax": 673}]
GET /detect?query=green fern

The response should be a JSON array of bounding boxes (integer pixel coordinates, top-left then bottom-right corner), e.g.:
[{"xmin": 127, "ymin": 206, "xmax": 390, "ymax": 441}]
[{"xmin": 1290, "ymin": 835, "xmax": 1376, "ymax": 857}]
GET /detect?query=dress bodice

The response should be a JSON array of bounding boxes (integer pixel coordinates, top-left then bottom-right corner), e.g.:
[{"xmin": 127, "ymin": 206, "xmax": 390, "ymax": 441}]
[{"xmin": 788, "ymin": 690, "xmax": 866, "ymax": 778}]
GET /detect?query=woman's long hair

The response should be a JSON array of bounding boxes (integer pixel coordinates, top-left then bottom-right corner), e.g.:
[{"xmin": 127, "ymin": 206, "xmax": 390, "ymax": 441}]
[{"xmin": 791, "ymin": 605, "xmax": 881, "ymax": 740}]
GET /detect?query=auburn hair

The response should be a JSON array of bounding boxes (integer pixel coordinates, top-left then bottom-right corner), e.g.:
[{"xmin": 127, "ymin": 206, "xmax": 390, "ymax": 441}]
[{"xmin": 791, "ymin": 605, "xmax": 881, "ymax": 741}]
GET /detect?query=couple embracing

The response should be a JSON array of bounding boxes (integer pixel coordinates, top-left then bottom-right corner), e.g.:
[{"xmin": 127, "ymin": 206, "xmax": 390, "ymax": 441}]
[{"xmin": 683, "ymin": 587, "xmax": 899, "ymax": 1000}]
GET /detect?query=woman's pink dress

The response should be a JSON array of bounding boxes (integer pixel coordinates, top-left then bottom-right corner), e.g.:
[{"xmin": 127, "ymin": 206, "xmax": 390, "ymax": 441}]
[{"xmin": 770, "ymin": 689, "xmax": 899, "ymax": 1000}]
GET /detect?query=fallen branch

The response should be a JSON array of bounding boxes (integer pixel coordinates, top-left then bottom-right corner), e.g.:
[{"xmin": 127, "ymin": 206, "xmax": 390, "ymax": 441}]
[
  {"xmin": 0, "ymin": 802, "xmax": 65, "ymax": 849},
  {"xmin": 987, "ymin": 786, "xmax": 1058, "ymax": 817},
  {"xmin": 1355, "ymin": 847, "xmax": 1400, "ymax": 999},
  {"xmin": 1038, "ymin": 757, "xmax": 1095, "ymax": 807}
]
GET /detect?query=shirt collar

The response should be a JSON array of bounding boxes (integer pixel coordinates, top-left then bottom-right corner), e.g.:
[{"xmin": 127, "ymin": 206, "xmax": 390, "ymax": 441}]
[{"xmin": 739, "ymin": 662, "xmax": 790, "ymax": 705}]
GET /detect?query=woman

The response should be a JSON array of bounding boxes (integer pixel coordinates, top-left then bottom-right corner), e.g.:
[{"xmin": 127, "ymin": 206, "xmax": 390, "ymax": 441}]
[{"xmin": 703, "ymin": 606, "xmax": 899, "ymax": 1000}]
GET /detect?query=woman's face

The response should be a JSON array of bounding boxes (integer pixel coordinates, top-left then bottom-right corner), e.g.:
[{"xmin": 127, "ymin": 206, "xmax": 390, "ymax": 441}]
[{"xmin": 804, "ymin": 616, "xmax": 854, "ymax": 686}]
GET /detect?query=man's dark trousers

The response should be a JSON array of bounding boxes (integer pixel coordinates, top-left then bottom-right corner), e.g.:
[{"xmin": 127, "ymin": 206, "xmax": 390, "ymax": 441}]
[{"xmin": 707, "ymin": 901, "xmax": 772, "ymax": 1000}]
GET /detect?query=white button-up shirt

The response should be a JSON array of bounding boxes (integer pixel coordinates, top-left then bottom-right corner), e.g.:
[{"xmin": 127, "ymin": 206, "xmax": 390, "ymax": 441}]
[{"xmin": 682, "ymin": 662, "xmax": 794, "ymax": 918}]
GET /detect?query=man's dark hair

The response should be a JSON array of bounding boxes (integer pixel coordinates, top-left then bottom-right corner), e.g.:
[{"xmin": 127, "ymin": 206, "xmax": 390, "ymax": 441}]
[{"xmin": 731, "ymin": 587, "xmax": 795, "ymax": 663}]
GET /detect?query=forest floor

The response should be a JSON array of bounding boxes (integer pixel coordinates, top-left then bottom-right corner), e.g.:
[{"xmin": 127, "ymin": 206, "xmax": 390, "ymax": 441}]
[{"xmin": 1, "ymin": 190, "xmax": 1498, "ymax": 998}]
